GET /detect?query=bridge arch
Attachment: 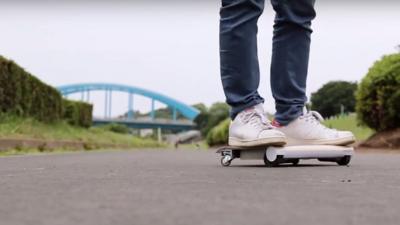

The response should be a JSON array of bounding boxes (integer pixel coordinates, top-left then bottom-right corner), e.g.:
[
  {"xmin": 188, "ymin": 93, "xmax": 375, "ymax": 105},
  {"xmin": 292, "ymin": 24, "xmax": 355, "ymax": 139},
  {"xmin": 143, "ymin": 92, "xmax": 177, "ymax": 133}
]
[{"xmin": 57, "ymin": 83, "xmax": 200, "ymax": 121}]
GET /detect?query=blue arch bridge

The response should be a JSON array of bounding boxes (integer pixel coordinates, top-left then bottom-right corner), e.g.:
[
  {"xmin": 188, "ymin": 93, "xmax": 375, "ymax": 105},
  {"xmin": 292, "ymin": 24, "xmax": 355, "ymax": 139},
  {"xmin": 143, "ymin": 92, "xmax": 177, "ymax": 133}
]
[{"xmin": 58, "ymin": 83, "xmax": 200, "ymax": 132}]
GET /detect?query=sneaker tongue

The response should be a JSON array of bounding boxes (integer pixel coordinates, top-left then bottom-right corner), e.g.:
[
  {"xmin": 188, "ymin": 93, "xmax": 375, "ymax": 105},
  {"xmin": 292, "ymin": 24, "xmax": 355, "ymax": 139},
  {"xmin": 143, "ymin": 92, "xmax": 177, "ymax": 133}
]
[
  {"xmin": 252, "ymin": 104, "xmax": 267, "ymax": 122},
  {"xmin": 252, "ymin": 109, "xmax": 268, "ymax": 125},
  {"xmin": 242, "ymin": 107, "xmax": 267, "ymax": 124},
  {"xmin": 254, "ymin": 104, "xmax": 264, "ymax": 113},
  {"xmin": 259, "ymin": 113, "xmax": 269, "ymax": 125}
]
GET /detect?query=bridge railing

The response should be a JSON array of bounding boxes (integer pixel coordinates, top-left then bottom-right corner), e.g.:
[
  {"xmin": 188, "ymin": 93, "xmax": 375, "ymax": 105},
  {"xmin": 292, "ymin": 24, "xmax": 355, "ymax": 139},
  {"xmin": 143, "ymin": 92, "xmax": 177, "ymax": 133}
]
[{"xmin": 58, "ymin": 83, "xmax": 200, "ymax": 121}]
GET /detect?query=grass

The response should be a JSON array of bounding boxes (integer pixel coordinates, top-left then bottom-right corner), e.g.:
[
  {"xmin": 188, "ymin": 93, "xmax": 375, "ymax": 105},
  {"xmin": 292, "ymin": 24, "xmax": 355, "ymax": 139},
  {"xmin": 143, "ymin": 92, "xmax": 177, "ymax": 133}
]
[
  {"xmin": 175, "ymin": 141, "xmax": 209, "ymax": 150},
  {"xmin": 323, "ymin": 113, "xmax": 374, "ymax": 141},
  {"xmin": 0, "ymin": 148, "xmax": 84, "ymax": 157},
  {"xmin": 0, "ymin": 114, "xmax": 165, "ymax": 154}
]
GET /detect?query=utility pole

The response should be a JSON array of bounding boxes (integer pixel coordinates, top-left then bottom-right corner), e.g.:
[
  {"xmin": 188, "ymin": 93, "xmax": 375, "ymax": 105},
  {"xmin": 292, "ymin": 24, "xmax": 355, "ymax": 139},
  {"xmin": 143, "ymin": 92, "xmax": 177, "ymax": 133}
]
[{"xmin": 340, "ymin": 104, "xmax": 345, "ymax": 117}]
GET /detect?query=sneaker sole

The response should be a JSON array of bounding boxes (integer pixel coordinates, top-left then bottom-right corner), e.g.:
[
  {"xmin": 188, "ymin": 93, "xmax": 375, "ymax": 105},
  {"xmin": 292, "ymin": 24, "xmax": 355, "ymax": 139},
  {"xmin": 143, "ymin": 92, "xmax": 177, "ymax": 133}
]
[
  {"xmin": 228, "ymin": 136, "xmax": 287, "ymax": 147},
  {"xmin": 286, "ymin": 136, "xmax": 356, "ymax": 146}
]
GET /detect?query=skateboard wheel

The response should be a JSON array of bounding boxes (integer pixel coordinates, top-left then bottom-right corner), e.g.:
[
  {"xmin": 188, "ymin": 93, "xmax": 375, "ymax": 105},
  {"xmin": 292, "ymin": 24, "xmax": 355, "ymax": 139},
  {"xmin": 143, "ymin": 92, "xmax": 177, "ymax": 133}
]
[
  {"xmin": 221, "ymin": 155, "xmax": 232, "ymax": 167},
  {"xmin": 292, "ymin": 159, "xmax": 300, "ymax": 166},
  {"xmin": 337, "ymin": 155, "xmax": 351, "ymax": 166},
  {"xmin": 263, "ymin": 154, "xmax": 281, "ymax": 167}
]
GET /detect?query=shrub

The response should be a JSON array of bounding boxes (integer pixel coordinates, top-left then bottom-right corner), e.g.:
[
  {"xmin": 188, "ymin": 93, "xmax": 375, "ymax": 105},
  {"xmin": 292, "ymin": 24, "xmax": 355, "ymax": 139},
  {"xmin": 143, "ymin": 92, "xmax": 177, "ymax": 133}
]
[
  {"xmin": 311, "ymin": 81, "xmax": 358, "ymax": 118},
  {"xmin": 356, "ymin": 53, "xmax": 400, "ymax": 131},
  {"xmin": 193, "ymin": 102, "xmax": 230, "ymax": 137},
  {"xmin": 206, "ymin": 118, "xmax": 230, "ymax": 146},
  {"xmin": 0, "ymin": 56, "xmax": 63, "ymax": 122},
  {"xmin": 62, "ymin": 99, "xmax": 93, "ymax": 128},
  {"xmin": 98, "ymin": 123, "xmax": 130, "ymax": 134}
]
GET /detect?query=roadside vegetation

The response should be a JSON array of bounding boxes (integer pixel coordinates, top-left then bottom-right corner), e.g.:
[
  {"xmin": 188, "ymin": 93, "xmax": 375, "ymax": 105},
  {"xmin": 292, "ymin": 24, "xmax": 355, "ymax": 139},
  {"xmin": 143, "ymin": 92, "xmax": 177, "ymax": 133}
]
[
  {"xmin": 0, "ymin": 56, "xmax": 92, "ymax": 127},
  {"xmin": 356, "ymin": 53, "xmax": 400, "ymax": 131},
  {"xmin": 0, "ymin": 114, "xmax": 164, "ymax": 155},
  {"xmin": 206, "ymin": 118, "xmax": 230, "ymax": 146},
  {"xmin": 355, "ymin": 53, "xmax": 400, "ymax": 149},
  {"xmin": 310, "ymin": 81, "xmax": 357, "ymax": 118},
  {"xmin": 0, "ymin": 55, "xmax": 164, "ymax": 154},
  {"xmin": 323, "ymin": 114, "xmax": 373, "ymax": 141},
  {"xmin": 193, "ymin": 102, "xmax": 230, "ymax": 137}
]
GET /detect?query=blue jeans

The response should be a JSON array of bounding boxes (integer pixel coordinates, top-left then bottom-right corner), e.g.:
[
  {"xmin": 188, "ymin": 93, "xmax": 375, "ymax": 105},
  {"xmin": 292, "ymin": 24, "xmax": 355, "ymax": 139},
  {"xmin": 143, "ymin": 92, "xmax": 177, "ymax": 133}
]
[{"xmin": 220, "ymin": 0, "xmax": 316, "ymax": 125}]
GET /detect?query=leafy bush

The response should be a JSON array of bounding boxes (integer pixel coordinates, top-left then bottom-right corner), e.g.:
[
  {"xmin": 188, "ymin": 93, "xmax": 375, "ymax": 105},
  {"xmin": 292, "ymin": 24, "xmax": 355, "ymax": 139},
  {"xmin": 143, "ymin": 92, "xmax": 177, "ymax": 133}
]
[
  {"xmin": 311, "ymin": 81, "xmax": 357, "ymax": 118},
  {"xmin": 62, "ymin": 99, "xmax": 93, "ymax": 128},
  {"xmin": 100, "ymin": 123, "xmax": 130, "ymax": 134},
  {"xmin": 193, "ymin": 102, "xmax": 230, "ymax": 137},
  {"xmin": 356, "ymin": 53, "xmax": 400, "ymax": 131},
  {"xmin": 206, "ymin": 118, "xmax": 230, "ymax": 146},
  {"xmin": 0, "ymin": 56, "xmax": 63, "ymax": 122}
]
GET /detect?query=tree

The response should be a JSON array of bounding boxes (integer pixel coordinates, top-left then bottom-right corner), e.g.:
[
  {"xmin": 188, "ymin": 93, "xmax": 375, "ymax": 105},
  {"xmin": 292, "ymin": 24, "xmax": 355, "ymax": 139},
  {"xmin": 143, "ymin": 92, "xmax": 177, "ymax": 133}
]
[{"xmin": 310, "ymin": 81, "xmax": 358, "ymax": 118}]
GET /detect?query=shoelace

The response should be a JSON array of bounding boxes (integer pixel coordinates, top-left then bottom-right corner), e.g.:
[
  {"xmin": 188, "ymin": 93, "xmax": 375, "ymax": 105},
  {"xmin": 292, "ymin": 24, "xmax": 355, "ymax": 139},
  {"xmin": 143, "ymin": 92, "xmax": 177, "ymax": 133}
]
[{"xmin": 241, "ymin": 110, "xmax": 274, "ymax": 130}]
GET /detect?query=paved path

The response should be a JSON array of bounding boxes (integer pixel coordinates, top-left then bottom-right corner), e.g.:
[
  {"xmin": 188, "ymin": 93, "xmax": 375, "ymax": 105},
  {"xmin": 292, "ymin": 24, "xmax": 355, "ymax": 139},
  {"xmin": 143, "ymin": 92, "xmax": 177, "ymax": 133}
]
[{"xmin": 1, "ymin": 149, "xmax": 400, "ymax": 225}]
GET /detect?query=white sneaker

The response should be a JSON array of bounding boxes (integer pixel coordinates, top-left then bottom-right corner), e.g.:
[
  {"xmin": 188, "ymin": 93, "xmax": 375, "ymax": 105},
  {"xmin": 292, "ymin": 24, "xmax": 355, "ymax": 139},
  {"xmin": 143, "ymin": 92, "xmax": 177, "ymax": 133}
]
[
  {"xmin": 229, "ymin": 104, "xmax": 286, "ymax": 147},
  {"xmin": 275, "ymin": 111, "xmax": 355, "ymax": 146}
]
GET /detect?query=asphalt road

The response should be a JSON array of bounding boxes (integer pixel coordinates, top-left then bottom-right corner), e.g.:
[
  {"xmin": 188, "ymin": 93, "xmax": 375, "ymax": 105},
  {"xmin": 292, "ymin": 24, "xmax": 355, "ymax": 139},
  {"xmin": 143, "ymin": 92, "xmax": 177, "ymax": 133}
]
[{"xmin": 1, "ymin": 149, "xmax": 400, "ymax": 225}]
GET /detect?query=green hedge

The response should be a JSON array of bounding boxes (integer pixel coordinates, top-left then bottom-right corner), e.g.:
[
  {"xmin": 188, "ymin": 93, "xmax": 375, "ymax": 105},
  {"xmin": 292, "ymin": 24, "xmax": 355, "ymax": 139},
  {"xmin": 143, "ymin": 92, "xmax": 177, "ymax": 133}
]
[
  {"xmin": 0, "ymin": 55, "xmax": 93, "ymax": 127},
  {"xmin": 62, "ymin": 99, "xmax": 93, "ymax": 128},
  {"xmin": 0, "ymin": 56, "xmax": 63, "ymax": 122},
  {"xmin": 356, "ymin": 53, "xmax": 400, "ymax": 131}
]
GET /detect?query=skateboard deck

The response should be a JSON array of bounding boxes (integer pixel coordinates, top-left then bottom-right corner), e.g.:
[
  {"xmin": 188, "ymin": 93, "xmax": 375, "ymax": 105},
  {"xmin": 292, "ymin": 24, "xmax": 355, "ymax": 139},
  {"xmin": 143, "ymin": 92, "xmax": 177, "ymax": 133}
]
[
  {"xmin": 216, "ymin": 145, "xmax": 276, "ymax": 153},
  {"xmin": 216, "ymin": 144, "xmax": 354, "ymax": 167}
]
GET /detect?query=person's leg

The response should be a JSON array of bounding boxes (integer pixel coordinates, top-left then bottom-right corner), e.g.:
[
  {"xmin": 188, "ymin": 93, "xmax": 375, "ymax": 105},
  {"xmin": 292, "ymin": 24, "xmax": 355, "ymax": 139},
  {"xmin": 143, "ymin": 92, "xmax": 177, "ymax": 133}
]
[
  {"xmin": 270, "ymin": 0, "xmax": 316, "ymax": 125},
  {"xmin": 220, "ymin": 0, "xmax": 286, "ymax": 147},
  {"xmin": 269, "ymin": 1, "xmax": 355, "ymax": 146},
  {"xmin": 220, "ymin": 0, "xmax": 265, "ymax": 120}
]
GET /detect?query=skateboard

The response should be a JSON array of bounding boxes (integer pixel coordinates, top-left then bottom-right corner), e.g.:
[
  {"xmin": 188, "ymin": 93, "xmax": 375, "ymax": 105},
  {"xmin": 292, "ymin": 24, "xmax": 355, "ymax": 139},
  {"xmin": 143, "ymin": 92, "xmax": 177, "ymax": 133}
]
[{"xmin": 216, "ymin": 145, "xmax": 354, "ymax": 167}]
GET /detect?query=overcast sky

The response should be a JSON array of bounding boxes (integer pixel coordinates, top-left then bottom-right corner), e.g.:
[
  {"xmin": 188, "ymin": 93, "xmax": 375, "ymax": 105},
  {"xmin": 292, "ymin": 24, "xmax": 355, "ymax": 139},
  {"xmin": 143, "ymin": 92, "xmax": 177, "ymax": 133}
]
[{"xmin": 0, "ymin": 1, "xmax": 399, "ymax": 117}]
